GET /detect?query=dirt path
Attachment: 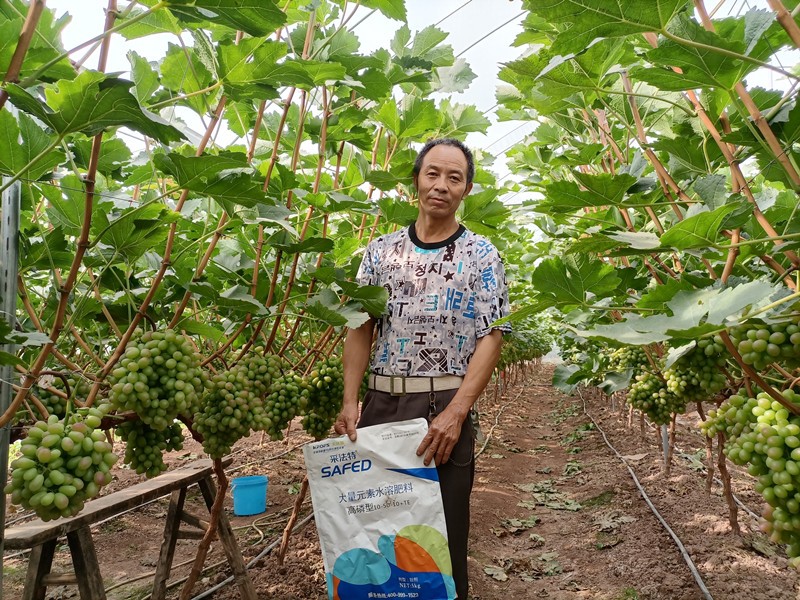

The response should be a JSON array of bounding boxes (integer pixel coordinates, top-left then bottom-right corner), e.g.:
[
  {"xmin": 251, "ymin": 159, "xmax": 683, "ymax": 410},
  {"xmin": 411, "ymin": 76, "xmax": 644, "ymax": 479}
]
[
  {"xmin": 467, "ymin": 366, "xmax": 799, "ymax": 600},
  {"xmin": 4, "ymin": 365, "xmax": 800, "ymax": 599}
]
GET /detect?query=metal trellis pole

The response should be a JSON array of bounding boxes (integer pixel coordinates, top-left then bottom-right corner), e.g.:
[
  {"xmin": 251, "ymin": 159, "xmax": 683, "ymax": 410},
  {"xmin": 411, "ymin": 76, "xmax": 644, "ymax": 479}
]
[{"xmin": 0, "ymin": 178, "xmax": 22, "ymax": 600}]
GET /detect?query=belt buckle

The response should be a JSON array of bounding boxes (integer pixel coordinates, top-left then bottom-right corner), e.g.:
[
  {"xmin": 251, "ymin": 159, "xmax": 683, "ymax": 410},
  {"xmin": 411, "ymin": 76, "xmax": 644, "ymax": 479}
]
[{"xmin": 389, "ymin": 376, "xmax": 405, "ymax": 396}]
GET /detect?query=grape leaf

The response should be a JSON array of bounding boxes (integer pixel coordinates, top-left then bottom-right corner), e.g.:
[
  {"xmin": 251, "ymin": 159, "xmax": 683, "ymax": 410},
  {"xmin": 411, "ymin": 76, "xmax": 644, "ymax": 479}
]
[
  {"xmin": 659, "ymin": 203, "xmax": 752, "ymax": 250},
  {"xmin": 160, "ymin": 43, "xmax": 214, "ymax": 116},
  {"xmin": 336, "ymin": 282, "xmax": 388, "ymax": 317},
  {"xmin": 306, "ymin": 289, "xmax": 370, "ymax": 329},
  {"xmin": 127, "ymin": 51, "xmax": 160, "ymax": 105},
  {"xmin": 553, "ymin": 363, "xmax": 582, "ymax": 394},
  {"xmin": 92, "ymin": 203, "xmax": 179, "ymax": 261},
  {"xmin": 0, "ymin": 111, "xmax": 64, "ymax": 180},
  {"xmin": 606, "ymin": 231, "xmax": 660, "ymax": 250},
  {"xmin": 217, "ymin": 285, "xmax": 269, "ymax": 316},
  {"xmin": 43, "ymin": 175, "xmax": 111, "ymax": 237},
  {"xmin": 360, "ymin": 0, "xmax": 406, "ymax": 22},
  {"xmin": 579, "ymin": 281, "xmax": 780, "ymax": 344},
  {"xmin": 164, "ymin": 0, "xmax": 286, "ymax": 37},
  {"xmin": 354, "ymin": 68, "xmax": 393, "ymax": 102},
  {"xmin": 531, "ymin": 255, "xmax": 621, "ymax": 309},
  {"xmin": 6, "ymin": 72, "xmax": 185, "ymax": 143},
  {"xmin": 378, "ymin": 198, "xmax": 418, "ymax": 225},
  {"xmin": 0, "ymin": 16, "xmax": 75, "ymax": 84},
  {"xmin": 433, "ymin": 58, "xmax": 477, "ymax": 93},
  {"xmin": 440, "ymin": 100, "xmax": 491, "ymax": 137},
  {"xmin": 276, "ymin": 237, "xmax": 335, "ymax": 254},
  {"xmin": 154, "ymin": 152, "xmax": 272, "ymax": 207},
  {"xmin": 117, "ymin": 5, "xmax": 183, "ymax": 39},
  {"xmin": 540, "ymin": 173, "xmax": 636, "ymax": 213},
  {"xmin": 399, "ymin": 96, "xmax": 439, "ymax": 138},
  {"xmin": 524, "ymin": 0, "xmax": 692, "ymax": 54}
]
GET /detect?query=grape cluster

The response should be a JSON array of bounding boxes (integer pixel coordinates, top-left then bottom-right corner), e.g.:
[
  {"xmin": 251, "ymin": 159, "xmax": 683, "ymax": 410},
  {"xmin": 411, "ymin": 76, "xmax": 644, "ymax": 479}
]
[
  {"xmin": 5, "ymin": 405, "xmax": 118, "ymax": 521},
  {"xmin": 14, "ymin": 376, "xmax": 92, "ymax": 425},
  {"xmin": 608, "ymin": 346, "xmax": 651, "ymax": 372},
  {"xmin": 260, "ymin": 370, "xmax": 307, "ymax": 442},
  {"xmin": 701, "ymin": 389, "xmax": 800, "ymax": 564},
  {"xmin": 700, "ymin": 393, "xmax": 758, "ymax": 442},
  {"xmin": 731, "ymin": 317, "xmax": 800, "ymax": 372},
  {"xmin": 663, "ymin": 338, "xmax": 728, "ymax": 402},
  {"xmin": 40, "ymin": 377, "xmax": 90, "ymax": 418},
  {"xmin": 301, "ymin": 356, "xmax": 344, "ymax": 440},
  {"xmin": 109, "ymin": 329, "xmax": 206, "ymax": 430},
  {"xmin": 117, "ymin": 420, "xmax": 184, "ymax": 478},
  {"xmin": 627, "ymin": 371, "xmax": 683, "ymax": 425},
  {"xmin": 193, "ymin": 351, "xmax": 286, "ymax": 458}
]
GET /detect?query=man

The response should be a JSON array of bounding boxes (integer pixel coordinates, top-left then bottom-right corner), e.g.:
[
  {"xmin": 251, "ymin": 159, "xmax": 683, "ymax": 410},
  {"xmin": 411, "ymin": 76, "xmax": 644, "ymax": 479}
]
[{"xmin": 333, "ymin": 138, "xmax": 511, "ymax": 599}]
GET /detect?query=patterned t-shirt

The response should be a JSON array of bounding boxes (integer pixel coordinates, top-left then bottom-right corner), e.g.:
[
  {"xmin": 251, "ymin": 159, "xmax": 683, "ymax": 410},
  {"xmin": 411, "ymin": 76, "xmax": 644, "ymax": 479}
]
[{"xmin": 356, "ymin": 222, "xmax": 512, "ymax": 377}]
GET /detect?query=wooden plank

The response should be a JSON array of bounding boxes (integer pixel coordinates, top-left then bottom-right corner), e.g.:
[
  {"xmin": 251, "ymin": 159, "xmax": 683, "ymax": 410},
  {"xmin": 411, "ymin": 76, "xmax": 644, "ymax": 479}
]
[
  {"xmin": 67, "ymin": 526, "xmax": 107, "ymax": 600},
  {"xmin": 20, "ymin": 539, "xmax": 56, "ymax": 600},
  {"xmin": 180, "ymin": 510, "xmax": 210, "ymax": 531},
  {"xmin": 5, "ymin": 458, "xmax": 231, "ymax": 549},
  {"xmin": 152, "ymin": 488, "xmax": 186, "ymax": 600},
  {"xmin": 198, "ymin": 477, "xmax": 257, "ymax": 600},
  {"xmin": 176, "ymin": 529, "xmax": 207, "ymax": 540},
  {"xmin": 41, "ymin": 573, "xmax": 78, "ymax": 585}
]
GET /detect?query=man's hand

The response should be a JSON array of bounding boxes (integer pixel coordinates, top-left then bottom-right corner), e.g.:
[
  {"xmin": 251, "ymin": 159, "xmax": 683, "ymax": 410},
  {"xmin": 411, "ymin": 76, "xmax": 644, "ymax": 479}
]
[
  {"xmin": 416, "ymin": 404, "xmax": 467, "ymax": 466},
  {"xmin": 333, "ymin": 402, "xmax": 359, "ymax": 442}
]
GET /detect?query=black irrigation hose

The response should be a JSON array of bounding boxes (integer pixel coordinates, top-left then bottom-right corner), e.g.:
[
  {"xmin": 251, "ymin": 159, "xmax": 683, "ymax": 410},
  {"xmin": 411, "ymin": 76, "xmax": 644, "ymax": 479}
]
[
  {"xmin": 607, "ymin": 392, "xmax": 761, "ymax": 521},
  {"xmin": 577, "ymin": 388, "xmax": 714, "ymax": 600}
]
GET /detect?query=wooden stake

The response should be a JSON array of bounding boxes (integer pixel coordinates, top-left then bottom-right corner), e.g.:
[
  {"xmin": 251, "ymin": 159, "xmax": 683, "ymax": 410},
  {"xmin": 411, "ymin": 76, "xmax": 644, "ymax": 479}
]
[{"xmin": 277, "ymin": 476, "xmax": 309, "ymax": 565}]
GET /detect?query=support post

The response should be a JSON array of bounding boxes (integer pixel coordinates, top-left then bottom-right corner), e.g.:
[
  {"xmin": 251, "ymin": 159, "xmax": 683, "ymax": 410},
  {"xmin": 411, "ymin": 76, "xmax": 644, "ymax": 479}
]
[{"xmin": 0, "ymin": 179, "xmax": 22, "ymax": 599}]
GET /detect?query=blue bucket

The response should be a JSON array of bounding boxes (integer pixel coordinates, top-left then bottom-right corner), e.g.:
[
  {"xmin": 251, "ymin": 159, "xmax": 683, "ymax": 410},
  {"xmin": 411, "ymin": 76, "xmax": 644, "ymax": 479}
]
[{"xmin": 231, "ymin": 475, "xmax": 268, "ymax": 516}]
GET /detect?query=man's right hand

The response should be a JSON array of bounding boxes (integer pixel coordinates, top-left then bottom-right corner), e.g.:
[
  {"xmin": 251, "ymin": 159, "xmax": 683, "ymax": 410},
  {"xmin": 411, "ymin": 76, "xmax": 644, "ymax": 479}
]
[{"xmin": 333, "ymin": 402, "xmax": 359, "ymax": 442}]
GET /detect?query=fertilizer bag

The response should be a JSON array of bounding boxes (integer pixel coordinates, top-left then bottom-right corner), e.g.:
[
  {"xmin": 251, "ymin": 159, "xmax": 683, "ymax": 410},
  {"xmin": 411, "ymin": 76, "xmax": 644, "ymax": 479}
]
[{"xmin": 304, "ymin": 417, "xmax": 456, "ymax": 600}]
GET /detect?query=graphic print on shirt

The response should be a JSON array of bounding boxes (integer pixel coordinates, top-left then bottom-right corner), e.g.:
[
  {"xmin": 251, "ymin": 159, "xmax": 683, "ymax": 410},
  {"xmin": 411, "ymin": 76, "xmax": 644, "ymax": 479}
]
[{"xmin": 357, "ymin": 225, "xmax": 511, "ymax": 377}]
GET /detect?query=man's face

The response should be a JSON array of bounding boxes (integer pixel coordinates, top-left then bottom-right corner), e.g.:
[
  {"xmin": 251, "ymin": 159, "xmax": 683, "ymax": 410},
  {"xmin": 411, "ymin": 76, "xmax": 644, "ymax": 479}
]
[{"xmin": 414, "ymin": 145, "xmax": 473, "ymax": 222}]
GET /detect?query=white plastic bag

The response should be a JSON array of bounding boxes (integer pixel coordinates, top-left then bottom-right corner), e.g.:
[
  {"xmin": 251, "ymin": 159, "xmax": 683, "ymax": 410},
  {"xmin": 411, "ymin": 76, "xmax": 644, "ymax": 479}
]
[{"xmin": 304, "ymin": 418, "xmax": 456, "ymax": 600}]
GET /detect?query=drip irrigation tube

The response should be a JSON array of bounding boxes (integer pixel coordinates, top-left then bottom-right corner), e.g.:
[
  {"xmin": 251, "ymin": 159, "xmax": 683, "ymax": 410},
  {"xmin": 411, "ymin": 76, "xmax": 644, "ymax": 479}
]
[{"xmin": 577, "ymin": 389, "xmax": 714, "ymax": 600}]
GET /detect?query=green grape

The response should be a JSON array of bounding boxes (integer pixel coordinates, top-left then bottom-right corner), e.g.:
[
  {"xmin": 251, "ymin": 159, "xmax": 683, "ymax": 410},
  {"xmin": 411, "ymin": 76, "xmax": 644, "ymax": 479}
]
[
  {"xmin": 108, "ymin": 329, "xmax": 206, "ymax": 431},
  {"xmin": 4, "ymin": 404, "xmax": 118, "ymax": 521},
  {"xmin": 663, "ymin": 338, "xmax": 728, "ymax": 403},
  {"xmin": 627, "ymin": 371, "xmax": 684, "ymax": 425},
  {"xmin": 730, "ymin": 316, "xmax": 800, "ymax": 372},
  {"xmin": 301, "ymin": 356, "xmax": 344, "ymax": 440},
  {"xmin": 117, "ymin": 420, "xmax": 183, "ymax": 478},
  {"xmin": 703, "ymin": 389, "xmax": 800, "ymax": 563},
  {"xmin": 194, "ymin": 351, "xmax": 286, "ymax": 458},
  {"xmin": 15, "ymin": 376, "xmax": 94, "ymax": 425},
  {"xmin": 608, "ymin": 346, "xmax": 651, "ymax": 373},
  {"xmin": 258, "ymin": 369, "xmax": 306, "ymax": 443}
]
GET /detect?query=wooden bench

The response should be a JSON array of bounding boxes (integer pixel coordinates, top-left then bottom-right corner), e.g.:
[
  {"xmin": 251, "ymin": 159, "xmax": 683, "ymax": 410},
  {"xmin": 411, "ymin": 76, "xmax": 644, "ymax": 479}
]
[{"xmin": 4, "ymin": 458, "xmax": 256, "ymax": 600}]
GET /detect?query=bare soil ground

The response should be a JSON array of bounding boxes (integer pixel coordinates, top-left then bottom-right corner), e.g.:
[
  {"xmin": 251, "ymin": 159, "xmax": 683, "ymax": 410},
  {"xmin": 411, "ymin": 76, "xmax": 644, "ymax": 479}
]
[{"xmin": 4, "ymin": 364, "xmax": 800, "ymax": 599}]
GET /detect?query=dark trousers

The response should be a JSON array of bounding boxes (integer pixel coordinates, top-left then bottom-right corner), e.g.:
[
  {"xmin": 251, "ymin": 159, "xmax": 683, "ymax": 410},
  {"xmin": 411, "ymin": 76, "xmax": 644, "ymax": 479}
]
[{"xmin": 357, "ymin": 388, "xmax": 475, "ymax": 599}]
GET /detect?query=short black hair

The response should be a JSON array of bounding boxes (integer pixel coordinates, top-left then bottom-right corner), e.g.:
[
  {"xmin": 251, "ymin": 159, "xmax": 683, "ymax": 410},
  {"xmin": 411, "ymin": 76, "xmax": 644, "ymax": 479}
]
[{"xmin": 412, "ymin": 138, "xmax": 475, "ymax": 185}]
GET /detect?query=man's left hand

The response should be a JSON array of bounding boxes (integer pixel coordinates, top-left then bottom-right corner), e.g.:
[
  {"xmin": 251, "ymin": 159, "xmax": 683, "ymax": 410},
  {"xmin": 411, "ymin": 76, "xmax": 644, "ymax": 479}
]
[{"xmin": 416, "ymin": 405, "xmax": 467, "ymax": 466}]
